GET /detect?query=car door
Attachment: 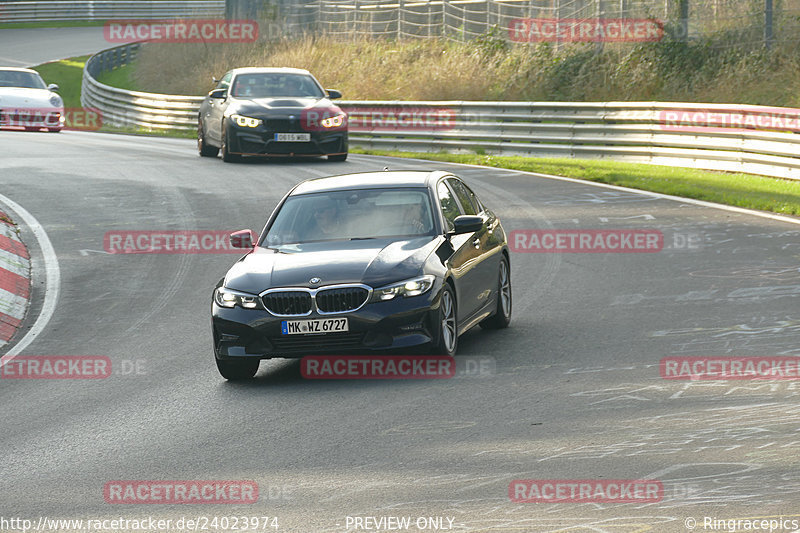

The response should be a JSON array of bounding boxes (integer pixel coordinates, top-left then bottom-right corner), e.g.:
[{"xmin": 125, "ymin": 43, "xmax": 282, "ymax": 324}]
[
  {"xmin": 449, "ymin": 178, "xmax": 503, "ymax": 312},
  {"xmin": 205, "ymin": 71, "xmax": 233, "ymax": 143},
  {"xmin": 436, "ymin": 179, "xmax": 483, "ymax": 322}
]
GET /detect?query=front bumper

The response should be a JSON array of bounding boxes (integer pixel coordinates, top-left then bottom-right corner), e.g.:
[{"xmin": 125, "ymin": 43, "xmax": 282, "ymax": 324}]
[
  {"xmin": 212, "ymin": 289, "xmax": 441, "ymax": 359},
  {"xmin": 226, "ymin": 119, "xmax": 347, "ymax": 157},
  {"xmin": 0, "ymin": 108, "xmax": 64, "ymax": 130}
]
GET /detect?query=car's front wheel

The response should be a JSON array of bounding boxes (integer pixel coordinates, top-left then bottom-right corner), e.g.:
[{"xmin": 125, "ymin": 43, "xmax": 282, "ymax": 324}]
[
  {"xmin": 430, "ymin": 284, "xmax": 458, "ymax": 356},
  {"xmin": 480, "ymin": 256, "xmax": 512, "ymax": 329},
  {"xmin": 198, "ymin": 120, "xmax": 219, "ymax": 157},
  {"xmin": 215, "ymin": 357, "xmax": 259, "ymax": 380},
  {"xmin": 328, "ymin": 153, "xmax": 348, "ymax": 162},
  {"xmin": 221, "ymin": 126, "xmax": 241, "ymax": 163}
]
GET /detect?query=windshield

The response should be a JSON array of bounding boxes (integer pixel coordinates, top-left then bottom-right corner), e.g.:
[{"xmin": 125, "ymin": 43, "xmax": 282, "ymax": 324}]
[
  {"xmin": 231, "ymin": 73, "xmax": 325, "ymax": 98},
  {"xmin": 265, "ymin": 188, "xmax": 435, "ymax": 245},
  {"xmin": 0, "ymin": 70, "xmax": 46, "ymax": 89}
]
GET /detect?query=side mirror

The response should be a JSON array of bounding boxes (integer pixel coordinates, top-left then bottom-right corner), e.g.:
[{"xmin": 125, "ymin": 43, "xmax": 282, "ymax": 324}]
[
  {"xmin": 212, "ymin": 76, "xmax": 220, "ymax": 84},
  {"xmin": 230, "ymin": 229, "xmax": 257, "ymax": 249},
  {"xmin": 47, "ymin": 83, "xmax": 60, "ymax": 92},
  {"xmin": 452, "ymin": 215, "xmax": 483, "ymax": 235},
  {"xmin": 209, "ymin": 88, "xmax": 227, "ymax": 99},
  {"xmin": 326, "ymin": 89, "xmax": 342, "ymax": 100}
]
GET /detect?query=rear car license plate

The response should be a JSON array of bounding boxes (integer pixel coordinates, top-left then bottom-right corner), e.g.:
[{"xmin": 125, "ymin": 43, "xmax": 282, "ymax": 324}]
[
  {"xmin": 275, "ymin": 133, "xmax": 310, "ymax": 142},
  {"xmin": 282, "ymin": 318, "xmax": 349, "ymax": 335}
]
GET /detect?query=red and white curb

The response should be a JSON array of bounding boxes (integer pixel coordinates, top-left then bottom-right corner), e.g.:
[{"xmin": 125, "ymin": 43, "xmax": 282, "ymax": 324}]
[{"xmin": 0, "ymin": 212, "xmax": 30, "ymax": 349}]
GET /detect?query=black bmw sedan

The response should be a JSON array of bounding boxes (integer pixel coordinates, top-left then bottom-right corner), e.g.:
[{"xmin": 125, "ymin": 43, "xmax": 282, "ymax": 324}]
[
  {"xmin": 212, "ymin": 170, "xmax": 511, "ymax": 380},
  {"xmin": 197, "ymin": 67, "xmax": 348, "ymax": 162}
]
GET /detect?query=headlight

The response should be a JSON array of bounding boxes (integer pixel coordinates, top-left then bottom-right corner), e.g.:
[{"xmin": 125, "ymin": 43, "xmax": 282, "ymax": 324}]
[
  {"xmin": 49, "ymin": 95, "xmax": 63, "ymax": 107},
  {"xmin": 231, "ymin": 114, "xmax": 262, "ymax": 128},
  {"xmin": 372, "ymin": 275, "xmax": 436, "ymax": 302},
  {"xmin": 321, "ymin": 113, "xmax": 346, "ymax": 128},
  {"xmin": 214, "ymin": 287, "xmax": 260, "ymax": 309}
]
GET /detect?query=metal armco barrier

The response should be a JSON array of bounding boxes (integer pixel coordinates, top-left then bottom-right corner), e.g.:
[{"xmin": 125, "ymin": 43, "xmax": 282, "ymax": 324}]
[
  {"xmin": 82, "ymin": 44, "xmax": 800, "ymax": 180},
  {"xmin": 0, "ymin": 1, "xmax": 225, "ymax": 22}
]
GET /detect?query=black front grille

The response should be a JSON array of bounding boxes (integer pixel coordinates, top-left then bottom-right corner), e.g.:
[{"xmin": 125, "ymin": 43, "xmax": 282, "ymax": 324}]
[
  {"xmin": 316, "ymin": 287, "xmax": 369, "ymax": 313},
  {"xmin": 270, "ymin": 332, "xmax": 365, "ymax": 353},
  {"xmin": 264, "ymin": 117, "xmax": 300, "ymax": 131},
  {"xmin": 262, "ymin": 291, "xmax": 312, "ymax": 315}
]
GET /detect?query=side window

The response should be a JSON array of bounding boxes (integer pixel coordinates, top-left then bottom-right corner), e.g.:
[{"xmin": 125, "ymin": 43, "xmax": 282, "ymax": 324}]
[
  {"xmin": 461, "ymin": 182, "xmax": 484, "ymax": 214},
  {"xmin": 218, "ymin": 72, "xmax": 233, "ymax": 90},
  {"xmin": 447, "ymin": 178, "xmax": 478, "ymax": 216},
  {"xmin": 437, "ymin": 181, "xmax": 462, "ymax": 232}
]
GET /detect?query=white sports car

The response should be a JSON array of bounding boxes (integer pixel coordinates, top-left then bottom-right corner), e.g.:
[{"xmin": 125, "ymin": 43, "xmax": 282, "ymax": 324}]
[{"xmin": 0, "ymin": 67, "xmax": 65, "ymax": 132}]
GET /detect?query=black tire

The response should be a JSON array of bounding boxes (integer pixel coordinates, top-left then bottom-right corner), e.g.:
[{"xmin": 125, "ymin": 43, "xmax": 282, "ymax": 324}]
[
  {"xmin": 430, "ymin": 283, "xmax": 458, "ymax": 356},
  {"xmin": 47, "ymin": 128, "xmax": 62, "ymax": 133},
  {"xmin": 480, "ymin": 256, "xmax": 512, "ymax": 330},
  {"xmin": 221, "ymin": 126, "xmax": 241, "ymax": 163},
  {"xmin": 198, "ymin": 120, "xmax": 219, "ymax": 157},
  {"xmin": 215, "ymin": 357, "xmax": 259, "ymax": 380},
  {"xmin": 328, "ymin": 153, "xmax": 348, "ymax": 162}
]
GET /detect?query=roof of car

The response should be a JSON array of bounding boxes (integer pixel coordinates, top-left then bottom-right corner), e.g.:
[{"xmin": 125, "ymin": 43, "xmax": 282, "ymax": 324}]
[
  {"xmin": 229, "ymin": 67, "xmax": 312, "ymax": 76},
  {"xmin": 291, "ymin": 170, "xmax": 452, "ymax": 195},
  {"xmin": 0, "ymin": 67, "xmax": 40, "ymax": 74}
]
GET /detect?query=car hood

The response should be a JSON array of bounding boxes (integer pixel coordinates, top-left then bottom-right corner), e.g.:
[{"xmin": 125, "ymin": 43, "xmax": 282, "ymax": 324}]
[
  {"xmin": 224, "ymin": 236, "xmax": 441, "ymax": 293},
  {"xmin": 0, "ymin": 87, "xmax": 60, "ymax": 108},
  {"xmin": 229, "ymin": 97, "xmax": 336, "ymax": 116}
]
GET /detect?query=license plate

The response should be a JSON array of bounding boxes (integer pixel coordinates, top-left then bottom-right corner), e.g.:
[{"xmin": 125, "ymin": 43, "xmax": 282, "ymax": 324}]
[
  {"xmin": 275, "ymin": 133, "xmax": 310, "ymax": 142},
  {"xmin": 282, "ymin": 318, "xmax": 348, "ymax": 335}
]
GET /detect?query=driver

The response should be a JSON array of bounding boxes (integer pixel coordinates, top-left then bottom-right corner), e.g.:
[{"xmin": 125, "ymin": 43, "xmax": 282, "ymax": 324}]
[
  {"xmin": 403, "ymin": 202, "xmax": 428, "ymax": 233},
  {"xmin": 284, "ymin": 77, "xmax": 304, "ymax": 96},
  {"xmin": 310, "ymin": 201, "xmax": 342, "ymax": 237}
]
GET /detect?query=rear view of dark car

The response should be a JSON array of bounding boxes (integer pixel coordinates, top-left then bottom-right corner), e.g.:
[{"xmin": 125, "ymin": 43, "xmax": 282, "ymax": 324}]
[{"xmin": 197, "ymin": 67, "xmax": 348, "ymax": 162}]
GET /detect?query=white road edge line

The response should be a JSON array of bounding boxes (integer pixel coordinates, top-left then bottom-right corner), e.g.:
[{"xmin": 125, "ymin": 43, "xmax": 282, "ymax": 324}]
[
  {"xmin": 0, "ymin": 193, "xmax": 61, "ymax": 361},
  {"xmin": 360, "ymin": 155, "xmax": 800, "ymax": 226}
]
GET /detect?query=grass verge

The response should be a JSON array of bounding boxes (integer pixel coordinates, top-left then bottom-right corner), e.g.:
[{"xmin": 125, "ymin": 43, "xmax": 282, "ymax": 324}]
[{"xmin": 351, "ymin": 149, "xmax": 800, "ymax": 217}]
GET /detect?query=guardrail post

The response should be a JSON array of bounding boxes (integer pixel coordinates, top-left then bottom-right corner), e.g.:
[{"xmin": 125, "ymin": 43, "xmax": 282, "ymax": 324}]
[{"xmin": 596, "ymin": 0, "xmax": 605, "ymax": 54}]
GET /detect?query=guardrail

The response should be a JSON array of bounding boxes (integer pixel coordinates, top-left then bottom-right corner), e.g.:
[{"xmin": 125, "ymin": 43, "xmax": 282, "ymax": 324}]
[
  {"xmin": 0, "ymin": 1, "xmax": 225, "ymax": 22},
  {"xmin": 81, "ymin": 43, "xmax": 800, "ymax": 180},
  {"xmin": 82, "ymin": 43, "xmax": 204, "ymax": 131}
]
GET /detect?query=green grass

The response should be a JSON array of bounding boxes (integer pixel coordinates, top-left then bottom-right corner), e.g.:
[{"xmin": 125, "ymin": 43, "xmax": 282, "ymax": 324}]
[
  {"xmin": 0, "ymin": 21, "xmax": 107, "ymax": 30},
  {"xmin": 351, "ymin": 149, "xmax": 800, "ymax": 217},
  {"xmin": 95, "ymin": 64, "xmax": 138, "ymax": 91},
  {"xmin": 32, "ymin": 56, "xmax": 89, "ymax": 109}
]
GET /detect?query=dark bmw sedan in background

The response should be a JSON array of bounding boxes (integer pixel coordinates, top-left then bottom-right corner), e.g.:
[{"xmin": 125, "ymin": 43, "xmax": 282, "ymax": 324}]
[
  {"xmin": 211, "ymin": 170, "xmax": 511, "ymax": 380},
  {"xmin": 197, "ymin": 67, "xmax": 348, "ymax": 162}
]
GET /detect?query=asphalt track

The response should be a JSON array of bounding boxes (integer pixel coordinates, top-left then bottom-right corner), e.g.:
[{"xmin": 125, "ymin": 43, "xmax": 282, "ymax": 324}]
[
  {"xmin": 2, "ymin": 29, "xmax": 800, "ymax": 533},
  {"xmin": 0, "ymin": 27, "xmax": 108, "ymax": 67}
]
